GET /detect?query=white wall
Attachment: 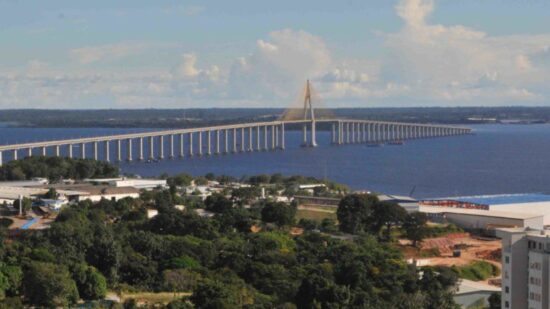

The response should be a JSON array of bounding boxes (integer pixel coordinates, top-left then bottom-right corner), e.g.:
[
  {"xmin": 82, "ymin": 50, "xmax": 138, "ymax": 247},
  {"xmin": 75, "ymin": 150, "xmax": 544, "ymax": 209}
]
[{"xmin": 489, "ymin": 202, "xmax": 550, "ymax": 225}]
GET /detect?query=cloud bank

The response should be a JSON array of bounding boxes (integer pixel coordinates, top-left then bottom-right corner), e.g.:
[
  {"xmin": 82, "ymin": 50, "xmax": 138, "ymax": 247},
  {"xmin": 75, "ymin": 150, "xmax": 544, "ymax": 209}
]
[{"xmin": 2, "ymin": 0, "xmax": 550, "ymax": 108}]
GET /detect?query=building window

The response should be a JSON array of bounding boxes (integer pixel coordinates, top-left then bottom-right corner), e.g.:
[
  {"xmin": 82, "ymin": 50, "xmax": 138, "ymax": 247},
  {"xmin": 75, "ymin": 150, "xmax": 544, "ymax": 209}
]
[
  {"xmin": 505, "ymin": 256, "xmax": 510, "ymax": 264},
  {"xmin": 505, "ymin": 301, "xmax": 509, "ymax": 308},
  {"xmin": 505, "ymin": 286, "xmax": 509, "ymax": 293}
]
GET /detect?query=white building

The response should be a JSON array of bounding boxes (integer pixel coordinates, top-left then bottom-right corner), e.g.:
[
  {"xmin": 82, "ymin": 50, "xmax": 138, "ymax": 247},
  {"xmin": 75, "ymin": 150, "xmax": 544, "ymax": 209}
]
[
  {"xmin": 84, "ymin": 177, "xmax": 167, "ymax": 190},
  {"xmin": 421, "ymin": 194, "xmax": 550, "ymax": 225},
  {"xmin": 420, "ymin": 206, "xmax": 545, "ymax": 230},
  {"xmin": 497, "ymin": 227, "xmax": 550, "ymax": 309}
]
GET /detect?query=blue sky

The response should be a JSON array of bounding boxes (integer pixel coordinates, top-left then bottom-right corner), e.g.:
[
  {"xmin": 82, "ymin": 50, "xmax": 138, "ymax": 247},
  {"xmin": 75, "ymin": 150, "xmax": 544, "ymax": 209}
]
[{"xmin": 1, "ymin": 0, "xmax": 550, "ymax": 108}]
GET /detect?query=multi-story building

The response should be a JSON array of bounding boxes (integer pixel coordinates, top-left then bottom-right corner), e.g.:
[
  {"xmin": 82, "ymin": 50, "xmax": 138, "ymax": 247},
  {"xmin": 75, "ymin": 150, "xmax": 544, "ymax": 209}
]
[{"xmin": 497, "ymin": 227, "xmax": 550, "ymax": 309}]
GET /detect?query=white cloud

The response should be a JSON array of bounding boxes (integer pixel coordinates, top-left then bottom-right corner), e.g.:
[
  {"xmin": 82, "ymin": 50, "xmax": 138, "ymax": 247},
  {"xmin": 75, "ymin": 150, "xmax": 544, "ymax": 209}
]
[
  {"xmin": 381, "ymin": 0, "xmax": 550, "ymax": 104},
  {"xmin": 70, "ymin": 42, "xmax": 147, "ymax": 64},
  {"xmin": 228, "ymin": 29, "xmax": 331, "ymax": 99}
]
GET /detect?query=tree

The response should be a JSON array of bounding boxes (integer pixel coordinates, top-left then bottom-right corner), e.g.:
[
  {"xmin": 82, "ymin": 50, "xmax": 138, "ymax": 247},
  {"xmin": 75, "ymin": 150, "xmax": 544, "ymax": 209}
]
[
  {"xmin": 488, "ymin": 292, "xmax": 501, "ymax": 309},
  {"xmin": 13, "ymin": 198, "xmax": 32, "ymax": 215},
  {"xmin": 44, "ymin": 188, "xmax": 58, "ymax": 199},
  {"xmin": 402, "ymin": 212, "xmax": 428, "ymax": 247},
  {"xmin": 72, "ymin": 264, "xmax": 107, "ymax": 300},
  {"xmin": 205, "ymin": 193, "xmax": 233, "ymax": 213},
  {"xmin": 336, "ymin": 194, "xmax": 378, "ymax": 234},
  {"xmin": 162, "ymin": 269, "xmax": 201, "ymax": 292},
  {"xmin": 22, "ymin": 262, "xmax": 79, "ymax": 308},
  {"xmin": 190, "ymin": 280, "xmax": 238, "ymax": 309},
  {"xmin": 261, "ymin": 202, "xmax": 296, "ymax": 226},
  {"xmin": 371, "ymin": 202, "xmax": 408, "ymax": 241}
]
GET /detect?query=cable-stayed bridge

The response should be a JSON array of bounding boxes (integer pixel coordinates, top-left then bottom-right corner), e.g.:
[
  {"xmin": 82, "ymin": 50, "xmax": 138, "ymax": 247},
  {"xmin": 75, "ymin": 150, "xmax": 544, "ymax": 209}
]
[{"xmin": 0, "ymin": 82, "xmax": 471, "ymax": 166}]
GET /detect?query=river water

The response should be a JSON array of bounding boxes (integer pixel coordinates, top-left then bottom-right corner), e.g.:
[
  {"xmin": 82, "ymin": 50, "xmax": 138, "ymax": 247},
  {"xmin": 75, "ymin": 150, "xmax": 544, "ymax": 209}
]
[{"xmin": 1, "ymin": 124, "xmax": 549, "ymax": 198}]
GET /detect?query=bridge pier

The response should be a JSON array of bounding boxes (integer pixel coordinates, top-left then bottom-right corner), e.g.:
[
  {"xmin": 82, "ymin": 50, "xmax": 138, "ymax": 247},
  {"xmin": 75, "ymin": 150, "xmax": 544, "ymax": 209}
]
[
  {"xmin": 0, "ymin": 152, "xmax": 2, "ymax": 167},
  {"xmin": 81, "ymin": 143, "xmax": 86, "ymax": 159},
  {"xmin": 216, "ymin": 130, "xmax": 221, "ymax": 154},
  {"xmin": 93, "ymin": 142, "xmax": 98, "ymax": 160},
  {"xmin": 264, "ymin": 126, "xmax": 268, "ymax": 151},
  {"xmin": 179, "ymin": 134, "xmax": 184, "ymax": 158},
  {"xmin": 139, "ymin": 137, "xmax": 144, "ymax": 161},
  {"xmin": 198, "ymin": 132, "xmax": 203, "ymax": 156},
  {"xmin": 170, "ymin": 135, "xmax": 175, "ymax": 158},
  {"xmin": 42, "ymin": 146, "xmax": 46, "ymax": 157},
  {"xmin": 149, "ymin": 136, "xmax": 155, "ymax": 160},
  {"xmin": 233, "ymin": 128, "xmax": 238, "ymax": 153},
  {"xmin": 105, "ymin": 141, "xmax": 110, "ymax": 162},
  {"xmin": 159, "ymin": 136, "xmax": 165, "ymax": 159},
  {"xmin": 248, "ymin": 127, "xmax": 253, "ymax": 152},
  {"xmin": 224, "ymin": 130, "xmax": 229, "ymax": 154},
  {"xmin": 271, "ymin": 125, "xmax": 276, "ymax": 150},
  {"xmin": 118, "ymin": 140, "xmax": 123, "ymax": 162},
  {"xmin": 275, "ymin": 126, "xmax": 279, "ymax": 149},
  {"xmin": 256, "ymin": 126, "xmax": 261, "ymax": 151},
  {"xmin": 188, "ymin": 133, "xmax": 193, "ymax": 157},
  {"xmin": 281, "ymin": 123, "xmax": 285, "ymax": 150},
  {"xmin": 207, "ymin": 131, "xmax": 212, "ymax": 156},
  {"xmin": 241, "ymin": 128, "xmax": 245, "ymax": 152},
  {"xmin": 127, "ymin": 139, "xmax": 133, "ymax": 162}
]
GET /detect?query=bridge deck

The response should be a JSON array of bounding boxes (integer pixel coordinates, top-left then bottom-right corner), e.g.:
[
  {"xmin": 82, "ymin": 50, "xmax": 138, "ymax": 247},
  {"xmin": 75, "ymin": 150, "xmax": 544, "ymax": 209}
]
[{"xmin": 0, "ymin": 119, "xmax": 471, "ymax": 151}]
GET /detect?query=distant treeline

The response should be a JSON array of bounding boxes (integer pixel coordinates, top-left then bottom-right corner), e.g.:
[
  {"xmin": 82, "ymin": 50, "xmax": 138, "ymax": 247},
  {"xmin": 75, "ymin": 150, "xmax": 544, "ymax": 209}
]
[
  {"xmin": 0, "ymin": 157, "xmax": 119, "ymax": 181},
  {"xmin": 1, "ymin": 107, "xmax": 549, "ymax": 128}
]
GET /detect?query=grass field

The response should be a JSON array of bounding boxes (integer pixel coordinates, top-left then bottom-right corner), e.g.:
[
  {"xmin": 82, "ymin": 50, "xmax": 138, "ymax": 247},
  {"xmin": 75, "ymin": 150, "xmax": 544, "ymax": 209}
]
[{"xmin": 296, "ymin": 209, "xmax": 337, "ymax": 222}]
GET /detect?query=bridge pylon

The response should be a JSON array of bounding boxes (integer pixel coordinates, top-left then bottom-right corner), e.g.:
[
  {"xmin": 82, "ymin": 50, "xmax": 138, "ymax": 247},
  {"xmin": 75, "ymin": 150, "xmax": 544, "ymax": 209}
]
[{"xmin": 302, "ymin": 80, "xmax": 317, "ymax": 147}]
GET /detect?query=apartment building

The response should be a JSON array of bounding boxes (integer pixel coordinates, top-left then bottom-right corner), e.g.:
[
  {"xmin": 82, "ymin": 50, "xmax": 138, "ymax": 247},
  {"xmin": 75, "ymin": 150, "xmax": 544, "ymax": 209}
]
[{"xmin": 497, "ymin": 228, "xmax": 550, "ymax": 309}]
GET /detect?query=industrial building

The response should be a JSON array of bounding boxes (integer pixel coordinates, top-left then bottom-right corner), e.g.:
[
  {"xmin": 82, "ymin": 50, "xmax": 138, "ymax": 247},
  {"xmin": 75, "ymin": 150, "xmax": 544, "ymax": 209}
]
[
  {"xmin": 496, "ymin": 227, "xmax": 550, "ymax": 309},
  {"xmin": 420, "ymin": 194, "xmax": 550, "ymax": 226},
  {"xmin": 419, "ymin": 206, "xmax": 544, "ymax": 230}
]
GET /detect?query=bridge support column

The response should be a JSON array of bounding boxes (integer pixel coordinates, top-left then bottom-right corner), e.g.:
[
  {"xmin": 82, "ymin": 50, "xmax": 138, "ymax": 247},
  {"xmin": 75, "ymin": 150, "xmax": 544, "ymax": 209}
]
[
  {"xmin": 207, "ymin": 131, "xmax": 211, "ymax": 156},
  {"xmin": 351, "ymin": 123, "xmax": 356, "ymax": 143},
  {"xmin": 139, "ymin": 138, "xmax": 144, "ymax": 161},
  {"xmin": 27, "ymin": 148, "xmax": 32, "ymax": 158},
  {"xmin": 216, "ymin": 130, "xmax": 220, "ymax": 154},
  {"xmin": 179, "ymin": 134, "xmax": 184, "ymax": 158},
  {"xmin": 169, "ymin": 135, "xmax": 174, "ymax": 158},
  {"xmin": 264, "ymin": 126, "xmax": 268, "ymax": 151},
  {"xmin": 127, "ymin": 139, "xmax": 132, "ymax": 162},
  {"xmin": 271, "ymin": 125, "xmax": 276, "ymax": 150},
  {"xmin": 42, "ymin": 146, "xmax": 46, "ymax": 157},
  {"xmin": 149, "ymin": 137, "xmax": 155, "ymax": 160},
  {"xmin": 67, "ymin": 145, "xmax": 72, "ymax": 158},
  {"xmin": 302, "ymin": 123, "xmax": 308, "ymax": 147},
  {"xmin": 233, "ymin": 128, "xmax": 238, "ymax": 153},
  {"xmin": 331, "ymin": 123, "xmax": 336, "ymax": 144},
  {"xmin": 311, "ymin": 121, "xmax": 317, "ymax": 147},
  {"xmin": 117, "ymin": 140, "xmax": 122, "ymax": 162},
  {"xmin": 159, "ymin": 136, "xmax": 165, "ymax": 159},
  {"xmin": 13, "ymin": 150, "xmax": 18, "ymax": 161},
  {"xmin": 241, "ymin": 128, "xmax": 245, "ymax": 152},
  {"xmin": 0, "ymin": 152, "xmax": 2, "ymax": 167},
  {"xmin": 198, "ymin": 132, "xmax": 202, "ymax": 156},
  {"xmin": 189, "ymin": 133, "xmax": 193, "ymax": 157},
  {"xmin": 93, "ymin": 142, "xmax": 98, "ymax": 160},
  {"xmin": 81, "ymin": 143, "xmax": 86, "ymax": 159},
  {"xmin": 275, "ymin": 126, "xmax": 279, "ymax": 149},
  {"xmin": 281, "ymin": 123, "xmax": 285, "ymax": 150},
  {"xmin": 256, "ymin": 126, "xmax": 261, "ymax": 151},
  {"xmin": 248, "ymin": 127, "xmax": 253, "ymax": 151},
  {"xmin": 224, "ymin": 130, "xmax": 229, "ymax": 154},
  {"xmin": 105, "ymin": 141, "xmax": 110, "ymax": 162},
  {"xmin": 345, "ymin": 122, "xmax": 350, "ymax": 144}
]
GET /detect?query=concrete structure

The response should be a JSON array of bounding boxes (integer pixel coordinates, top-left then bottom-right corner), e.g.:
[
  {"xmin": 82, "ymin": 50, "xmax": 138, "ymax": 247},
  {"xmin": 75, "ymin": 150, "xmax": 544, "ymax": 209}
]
[
  {"xmin": 453, "ymin": 279, "xmax": 500, "ymax": 308},
  {"xmin": 496, "ymin": 228, "xmax": 550, "ymax": 309},
  {"xmin": 84, "ymin": 178, "xmax": 167, "ymax": 190},
  {"xmin": 420, "ymin": 206, "xmax": 544, "ymax": 230},
  {"xmin": 0, "ymin": 82, "xmax": 471, "ymax": 166},
  {"xmin": 421, "ymin": 194, "xmax": 550, "ymax": 225}
]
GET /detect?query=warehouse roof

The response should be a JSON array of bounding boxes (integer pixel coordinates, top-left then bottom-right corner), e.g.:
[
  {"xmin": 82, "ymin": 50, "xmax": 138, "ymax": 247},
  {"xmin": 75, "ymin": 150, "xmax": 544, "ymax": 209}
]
[
  {"xmin": 419, "ymin": 206, "xmax": 544, "ymax": 220},
  {"xmin": 430, "ymin": 194, "xmax": 550, "ymax": 206}
]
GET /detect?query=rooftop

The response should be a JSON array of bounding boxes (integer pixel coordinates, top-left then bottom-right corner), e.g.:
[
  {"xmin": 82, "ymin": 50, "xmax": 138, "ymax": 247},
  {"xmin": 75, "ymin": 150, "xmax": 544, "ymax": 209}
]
[
  {"xmin": 428, "ymin": 194, "xmax": 550, "ymax": 206},
  {"xmin": 419, "ymin": 206, "xmax": 544, "ymax": 220}
]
